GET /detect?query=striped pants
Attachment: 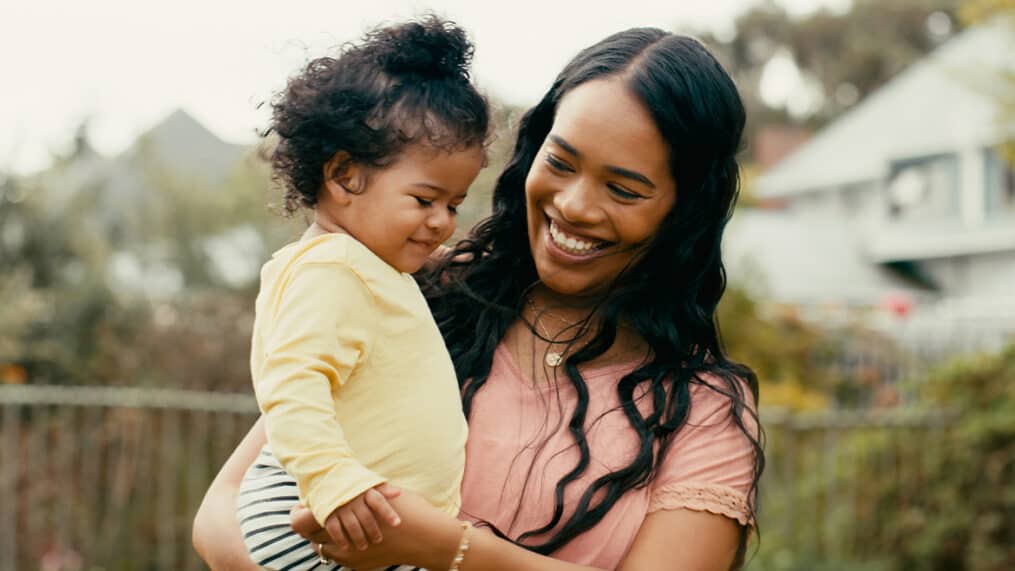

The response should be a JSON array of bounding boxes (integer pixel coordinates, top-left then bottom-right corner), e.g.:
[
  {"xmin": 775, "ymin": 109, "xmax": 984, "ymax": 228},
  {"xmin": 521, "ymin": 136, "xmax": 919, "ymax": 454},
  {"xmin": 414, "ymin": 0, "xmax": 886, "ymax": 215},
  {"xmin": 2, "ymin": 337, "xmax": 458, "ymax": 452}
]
[{"xmin": 238, "ymin": 445, "xmax": 423, "ymax": 571}]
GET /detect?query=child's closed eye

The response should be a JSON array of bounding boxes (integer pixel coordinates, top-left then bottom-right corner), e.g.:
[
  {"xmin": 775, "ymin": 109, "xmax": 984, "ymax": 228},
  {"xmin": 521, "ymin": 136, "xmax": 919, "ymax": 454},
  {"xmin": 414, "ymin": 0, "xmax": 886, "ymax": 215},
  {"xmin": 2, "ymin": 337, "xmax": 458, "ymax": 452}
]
[{"xmin": 417, "ymin": 196, "xmax": 460, "ymax": 215}]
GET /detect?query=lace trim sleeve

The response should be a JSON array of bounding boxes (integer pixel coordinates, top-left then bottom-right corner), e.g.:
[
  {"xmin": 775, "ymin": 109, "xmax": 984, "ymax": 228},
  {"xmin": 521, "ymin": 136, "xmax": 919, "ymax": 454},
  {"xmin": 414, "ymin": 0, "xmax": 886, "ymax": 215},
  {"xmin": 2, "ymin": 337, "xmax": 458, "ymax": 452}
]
[{"xmin": 647, "ymin": 482, "xmax": 753, "ymax": 527}]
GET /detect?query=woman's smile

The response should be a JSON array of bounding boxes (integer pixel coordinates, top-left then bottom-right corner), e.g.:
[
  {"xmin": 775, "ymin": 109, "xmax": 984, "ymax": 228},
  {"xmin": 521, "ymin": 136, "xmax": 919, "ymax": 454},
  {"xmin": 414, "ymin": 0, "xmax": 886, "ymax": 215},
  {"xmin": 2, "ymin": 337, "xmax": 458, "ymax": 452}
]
[{"xmin": 545, "ymin": 216, "xmax": 614, "ymax": 259}]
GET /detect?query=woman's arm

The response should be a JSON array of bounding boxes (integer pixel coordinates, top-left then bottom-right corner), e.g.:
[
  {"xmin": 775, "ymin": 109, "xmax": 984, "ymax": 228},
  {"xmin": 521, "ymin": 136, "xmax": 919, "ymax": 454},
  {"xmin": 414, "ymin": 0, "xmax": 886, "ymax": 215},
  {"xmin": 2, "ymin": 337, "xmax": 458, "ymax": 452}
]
[
  {"xmin": 292, "ymin": 496, "xmax": 601, "ymax": 571},
  {"xmin": 192, "ymin": 416, "xmax": 266, "ymax": 571},
  {"xmin": 619, "ymin": 509, "xmax": 741, "ymax": 571},
  {"xmin": 296, "ymin": 499, "xmax": 740, "ymax": 570}
]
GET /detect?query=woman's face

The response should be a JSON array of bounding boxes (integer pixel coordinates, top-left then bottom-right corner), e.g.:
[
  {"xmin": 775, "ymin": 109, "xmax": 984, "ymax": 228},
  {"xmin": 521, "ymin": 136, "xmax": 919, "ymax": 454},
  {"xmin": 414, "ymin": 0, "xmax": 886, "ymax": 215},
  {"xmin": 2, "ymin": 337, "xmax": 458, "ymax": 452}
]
[{"xmin": 525, "ymin": 78, "xmax": 677, "ymax": 299}]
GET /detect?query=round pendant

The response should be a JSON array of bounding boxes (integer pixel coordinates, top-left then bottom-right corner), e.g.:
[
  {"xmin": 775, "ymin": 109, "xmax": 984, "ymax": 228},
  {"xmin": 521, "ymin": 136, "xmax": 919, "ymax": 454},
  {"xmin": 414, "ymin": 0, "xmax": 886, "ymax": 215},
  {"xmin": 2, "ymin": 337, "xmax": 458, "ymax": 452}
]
[{"xmin": 545, "ymin": 351, "xmax": 563, "ymax": 367}]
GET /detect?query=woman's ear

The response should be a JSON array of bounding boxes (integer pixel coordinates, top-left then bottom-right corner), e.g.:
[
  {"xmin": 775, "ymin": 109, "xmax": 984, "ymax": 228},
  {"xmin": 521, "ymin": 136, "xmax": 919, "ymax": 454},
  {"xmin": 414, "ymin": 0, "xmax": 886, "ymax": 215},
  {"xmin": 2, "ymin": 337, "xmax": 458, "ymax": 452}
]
[{"xmin": 322, "ymin": 152, "xmax": 365, "ymax": 205}]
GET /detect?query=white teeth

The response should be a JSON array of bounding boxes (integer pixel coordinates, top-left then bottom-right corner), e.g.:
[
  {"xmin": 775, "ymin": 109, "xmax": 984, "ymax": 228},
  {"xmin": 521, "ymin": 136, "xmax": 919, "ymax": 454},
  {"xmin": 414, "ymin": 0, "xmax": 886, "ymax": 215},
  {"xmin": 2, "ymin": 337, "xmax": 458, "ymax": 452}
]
[{"xmin": 549, "ymin": 221, "xmax": 603, "ymax": 255}]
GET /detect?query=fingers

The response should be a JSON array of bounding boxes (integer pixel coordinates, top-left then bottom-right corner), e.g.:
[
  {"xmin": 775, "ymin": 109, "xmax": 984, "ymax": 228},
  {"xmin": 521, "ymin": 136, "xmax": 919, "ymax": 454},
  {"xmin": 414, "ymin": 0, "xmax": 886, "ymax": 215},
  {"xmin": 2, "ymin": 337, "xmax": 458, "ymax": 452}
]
[
  {"xmin": 319, "ymin": 540, "xmax": 347, "ymax": 562},
  {"xmin": 339, "ymin": 507, "xmax": 369, "ymax": 551},
  {"xmin": 289, "ymin": 503, "xmax": 322, "ymax": 539},
  {"xmin": 324, "ymin": 515, "xmax": 351, "ymax": 552},
  {"xmin": 364, "ymin": 488, "xmax": 402, "ymax": 527},
  {"xmin": 308, "ymin": 528, "xmax": 331, "ymax": 545},
  {"xmin": 374, "ymin": 483, "xmax": 402, "ymax": 500},
  {"xmin": 352, "ymin": 501, "xmax": 383, "ymax": 544},
  {"xmin": 321, "ymin": 485, "xmax": 401, "ymax": 553}
]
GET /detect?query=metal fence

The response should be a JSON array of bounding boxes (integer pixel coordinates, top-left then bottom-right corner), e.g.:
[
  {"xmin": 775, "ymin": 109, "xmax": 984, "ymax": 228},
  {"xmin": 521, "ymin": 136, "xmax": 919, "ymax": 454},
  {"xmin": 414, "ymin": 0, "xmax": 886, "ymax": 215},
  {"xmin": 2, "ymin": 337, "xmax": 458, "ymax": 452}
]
[{"xmin": 0, "ymin": 385, "xmax": 954, "ymax": 571}]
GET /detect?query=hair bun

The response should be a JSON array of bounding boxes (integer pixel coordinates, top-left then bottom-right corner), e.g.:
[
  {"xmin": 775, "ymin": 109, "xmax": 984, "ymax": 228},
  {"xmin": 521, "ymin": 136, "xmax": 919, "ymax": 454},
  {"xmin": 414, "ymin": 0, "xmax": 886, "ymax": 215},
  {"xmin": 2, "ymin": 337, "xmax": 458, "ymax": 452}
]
[{"xmin": 370, "ymin": 15, "xmax": 474, "ymax": 79}]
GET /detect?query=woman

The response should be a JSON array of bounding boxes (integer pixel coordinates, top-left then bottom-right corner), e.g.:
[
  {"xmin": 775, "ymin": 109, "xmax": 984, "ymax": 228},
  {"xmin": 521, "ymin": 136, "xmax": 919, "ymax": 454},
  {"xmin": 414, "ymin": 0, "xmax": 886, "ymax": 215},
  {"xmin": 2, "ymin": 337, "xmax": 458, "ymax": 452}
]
[{"xmin": 194, "ymin": 26, "xmax": 763, "ymax": 570}]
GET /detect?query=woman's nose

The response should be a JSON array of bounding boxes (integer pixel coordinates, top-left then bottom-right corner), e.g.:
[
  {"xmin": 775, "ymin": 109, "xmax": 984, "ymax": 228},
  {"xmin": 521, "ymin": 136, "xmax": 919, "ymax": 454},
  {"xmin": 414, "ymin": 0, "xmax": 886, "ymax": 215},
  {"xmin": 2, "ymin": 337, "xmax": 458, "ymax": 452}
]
[{"xmin": 553, "ymin": 179, "xmax": 603, "ymax": 225}]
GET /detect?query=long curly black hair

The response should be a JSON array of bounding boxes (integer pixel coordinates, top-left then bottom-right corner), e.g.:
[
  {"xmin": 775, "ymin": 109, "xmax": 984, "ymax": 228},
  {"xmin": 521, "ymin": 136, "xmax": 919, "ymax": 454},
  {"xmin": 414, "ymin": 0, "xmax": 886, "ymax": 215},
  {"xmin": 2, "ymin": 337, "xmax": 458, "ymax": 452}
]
[
  {"xmin": 420, "ymin": 28, "xmax": 764, "ymax": 567},
  {"xmin": 264, "ymin": 14, "xmax": 490, "ymax": 215}
]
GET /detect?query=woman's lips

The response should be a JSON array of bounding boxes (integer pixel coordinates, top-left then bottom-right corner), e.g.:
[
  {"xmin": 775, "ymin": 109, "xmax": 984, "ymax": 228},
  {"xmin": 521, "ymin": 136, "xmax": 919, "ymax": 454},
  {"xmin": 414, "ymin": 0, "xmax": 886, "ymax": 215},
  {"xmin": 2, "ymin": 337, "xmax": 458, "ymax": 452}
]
[{"xmin": 544, "ymin": 218, "xmax": 613, "ymax": 261}]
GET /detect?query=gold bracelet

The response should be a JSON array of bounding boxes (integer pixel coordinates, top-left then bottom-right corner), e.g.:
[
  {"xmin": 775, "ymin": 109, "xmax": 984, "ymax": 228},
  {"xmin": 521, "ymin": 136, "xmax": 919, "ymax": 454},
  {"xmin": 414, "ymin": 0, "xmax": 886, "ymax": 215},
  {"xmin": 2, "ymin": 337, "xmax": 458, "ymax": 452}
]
[{"xmin": 448, "ymin": 520, "xmax": 472, "ymax": 571}]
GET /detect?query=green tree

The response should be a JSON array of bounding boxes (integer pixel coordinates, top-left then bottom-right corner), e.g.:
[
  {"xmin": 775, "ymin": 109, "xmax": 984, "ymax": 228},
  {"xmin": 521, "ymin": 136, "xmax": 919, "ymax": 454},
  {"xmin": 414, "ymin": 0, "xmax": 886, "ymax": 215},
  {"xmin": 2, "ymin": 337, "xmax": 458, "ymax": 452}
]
[
  {"xmin": 0, "ymin": 126, "xmax": 301, "ymax": 387},
  {"xmin": 693, "ymin": 0, "xmax": 964, "ymax": 148}
]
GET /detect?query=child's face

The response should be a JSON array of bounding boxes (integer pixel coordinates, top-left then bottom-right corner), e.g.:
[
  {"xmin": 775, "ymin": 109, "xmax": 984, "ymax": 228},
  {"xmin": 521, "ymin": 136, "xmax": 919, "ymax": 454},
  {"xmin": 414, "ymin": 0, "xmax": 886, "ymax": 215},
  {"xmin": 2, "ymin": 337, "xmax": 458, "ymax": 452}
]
[{"xmin": 336, "ymin": 143, "xmax": 484, "ymax": 273}]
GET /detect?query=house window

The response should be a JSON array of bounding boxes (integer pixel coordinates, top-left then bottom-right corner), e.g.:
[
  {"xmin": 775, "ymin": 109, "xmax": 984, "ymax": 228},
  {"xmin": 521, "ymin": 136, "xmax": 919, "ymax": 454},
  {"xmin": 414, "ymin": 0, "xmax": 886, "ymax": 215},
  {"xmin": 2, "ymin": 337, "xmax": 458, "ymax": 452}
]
[
  {"xmin": 886, "ymin": 154, "xmax": 959, "ymax": 222},
  {"xmin": 985, "ymin": 148, "xmax": 1015, "ymax": 219}
]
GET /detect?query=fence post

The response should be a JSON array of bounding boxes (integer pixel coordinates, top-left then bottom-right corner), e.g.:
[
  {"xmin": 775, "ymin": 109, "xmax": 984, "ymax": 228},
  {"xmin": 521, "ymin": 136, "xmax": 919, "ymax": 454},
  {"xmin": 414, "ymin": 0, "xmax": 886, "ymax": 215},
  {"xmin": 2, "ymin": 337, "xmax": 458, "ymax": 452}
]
[
  {"xmin": 783, "ymin": 419, "xmax": 798, "ymax": 551},
  {"xmin": 185, "ymin": 410, "xmax": 210, "ymax": 571},
  {"xmin": 157, "ymin": 408, "xmax": 181, "ymax": 570},
  {"xmin": 77, "ymin": 406, "xmax": 102, "ymax": 563},
  {"xmin": 26, "ymin": 405, "xmax": 48, "ymax": 565},
  {"xmin": 1, "ymin": 404, "xmax": 18, "ymax": 571},
  {"xmin": 822, "ymin": 422, "xmax": 839, "ymax": 557}
]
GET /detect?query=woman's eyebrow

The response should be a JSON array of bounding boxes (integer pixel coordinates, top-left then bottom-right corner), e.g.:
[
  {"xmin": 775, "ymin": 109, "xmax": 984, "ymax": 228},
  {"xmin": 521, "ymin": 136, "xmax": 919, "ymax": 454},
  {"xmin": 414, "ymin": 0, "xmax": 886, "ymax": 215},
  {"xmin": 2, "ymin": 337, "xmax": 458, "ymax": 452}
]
[
  {"xmin": 605, "ymin": 165, "xmax": 655, "ymax": 189},
  {"xmin": 548, "ymin": 134, "xmax": 580, "ymax": 157},
  {"xmin": 548, "ymin": 134, "xmax": 656, "ymax": 189}
]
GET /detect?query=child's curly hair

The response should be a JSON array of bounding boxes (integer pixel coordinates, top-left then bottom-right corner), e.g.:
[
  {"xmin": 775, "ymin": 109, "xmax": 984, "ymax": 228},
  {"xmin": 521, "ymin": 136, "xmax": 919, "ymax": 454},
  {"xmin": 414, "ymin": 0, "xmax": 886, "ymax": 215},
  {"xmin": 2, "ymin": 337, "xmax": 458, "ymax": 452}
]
[{"xmin": 266, "ymin": 14, "xmax": 491, "ymax": 215}]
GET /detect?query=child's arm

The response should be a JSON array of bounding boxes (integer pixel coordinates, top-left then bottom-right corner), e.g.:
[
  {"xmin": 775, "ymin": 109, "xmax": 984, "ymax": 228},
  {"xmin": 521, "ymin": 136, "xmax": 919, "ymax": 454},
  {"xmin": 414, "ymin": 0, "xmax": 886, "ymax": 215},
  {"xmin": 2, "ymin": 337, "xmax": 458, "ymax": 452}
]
[{"xmin": 257, "ymin": 262, "xmax": 389, "ymax": 528}]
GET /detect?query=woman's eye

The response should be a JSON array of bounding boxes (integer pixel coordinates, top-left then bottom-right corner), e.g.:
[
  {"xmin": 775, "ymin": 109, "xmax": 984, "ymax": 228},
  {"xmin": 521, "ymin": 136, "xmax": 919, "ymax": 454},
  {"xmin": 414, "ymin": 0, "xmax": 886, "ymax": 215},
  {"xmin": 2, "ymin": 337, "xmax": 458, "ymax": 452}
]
[
  {"xmin": 448, "ymin": 205, "xmax": 459, "ymax": 215},
  {"xmin": 415, "ymin": 197, "xmax": 433, "ymax": 207},
  {"xmin": 545, "ymin": 154, "xmax": 573, "ymax": 173},
  {"xmin": 608, "ymin": 184, "xmax": 643, "ymax": 200}
]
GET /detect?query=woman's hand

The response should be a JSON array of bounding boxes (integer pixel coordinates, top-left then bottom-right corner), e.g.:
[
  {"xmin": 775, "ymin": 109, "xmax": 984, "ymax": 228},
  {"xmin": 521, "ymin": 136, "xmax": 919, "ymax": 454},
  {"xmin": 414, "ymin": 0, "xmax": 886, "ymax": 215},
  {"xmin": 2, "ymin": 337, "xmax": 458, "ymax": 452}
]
[{"xmin": 292, "ymin": 489, "xmax": 462, "ymax": 570}]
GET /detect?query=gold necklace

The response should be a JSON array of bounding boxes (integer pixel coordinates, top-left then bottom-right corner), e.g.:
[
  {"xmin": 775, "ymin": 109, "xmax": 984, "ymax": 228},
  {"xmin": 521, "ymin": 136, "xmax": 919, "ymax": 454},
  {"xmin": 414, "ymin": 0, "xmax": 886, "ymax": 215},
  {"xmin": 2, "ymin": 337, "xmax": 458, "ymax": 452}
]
[{"xmin": 525, "ymin": 298, "xmax": 571, "ymax": 368}]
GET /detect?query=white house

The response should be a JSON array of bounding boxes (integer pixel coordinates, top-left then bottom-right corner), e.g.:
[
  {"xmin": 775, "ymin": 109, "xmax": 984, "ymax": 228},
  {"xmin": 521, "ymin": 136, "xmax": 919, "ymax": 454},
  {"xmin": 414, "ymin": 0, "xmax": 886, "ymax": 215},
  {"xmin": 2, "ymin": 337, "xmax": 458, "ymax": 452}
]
[{"xmin": 727, "ymin": 17, "xmax": 1015, "ymax": 335}]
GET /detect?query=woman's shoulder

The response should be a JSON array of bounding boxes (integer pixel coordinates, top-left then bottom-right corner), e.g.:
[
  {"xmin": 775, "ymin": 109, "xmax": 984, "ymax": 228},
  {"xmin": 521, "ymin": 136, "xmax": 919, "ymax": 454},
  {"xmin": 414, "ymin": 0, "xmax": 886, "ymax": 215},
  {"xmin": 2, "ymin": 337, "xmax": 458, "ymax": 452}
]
[
  {"xmin": 682, "ymin": 371, "xmax": 758, "ymax": 431},
  {"xmin": 650, "ymin": 371, "xmax": 759, "ymax": 524}
]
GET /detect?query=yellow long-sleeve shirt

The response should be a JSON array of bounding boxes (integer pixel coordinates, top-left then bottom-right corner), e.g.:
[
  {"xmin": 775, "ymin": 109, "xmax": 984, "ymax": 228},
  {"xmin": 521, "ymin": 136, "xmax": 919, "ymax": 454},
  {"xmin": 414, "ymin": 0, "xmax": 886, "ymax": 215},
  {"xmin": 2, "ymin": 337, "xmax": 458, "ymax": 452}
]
[{"xmin": 250, "ymin": 233, "xmax": 467, "ymax": 525}]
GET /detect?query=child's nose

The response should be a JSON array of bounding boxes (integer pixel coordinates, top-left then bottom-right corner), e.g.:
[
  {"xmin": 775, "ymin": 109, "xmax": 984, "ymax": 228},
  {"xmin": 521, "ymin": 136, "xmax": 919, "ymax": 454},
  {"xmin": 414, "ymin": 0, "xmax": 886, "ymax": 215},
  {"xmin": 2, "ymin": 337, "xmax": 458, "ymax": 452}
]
[{"xmin": 427, "ymin": 208, "xmax": 453, "ymax": 233}]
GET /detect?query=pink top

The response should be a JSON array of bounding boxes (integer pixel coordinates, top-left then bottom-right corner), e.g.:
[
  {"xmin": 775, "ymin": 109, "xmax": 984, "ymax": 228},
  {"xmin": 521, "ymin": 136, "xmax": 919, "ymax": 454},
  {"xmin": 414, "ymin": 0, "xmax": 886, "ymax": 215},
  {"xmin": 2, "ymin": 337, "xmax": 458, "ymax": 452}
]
[{"xmin": 459, "ymin": 343, "xmax": 757, "ymax": 569}]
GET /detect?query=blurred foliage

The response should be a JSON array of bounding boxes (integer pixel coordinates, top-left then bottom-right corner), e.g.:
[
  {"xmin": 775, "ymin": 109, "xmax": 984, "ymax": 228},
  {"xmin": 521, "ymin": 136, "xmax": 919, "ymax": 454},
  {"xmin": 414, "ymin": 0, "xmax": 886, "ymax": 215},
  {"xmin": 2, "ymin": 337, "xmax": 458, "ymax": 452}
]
[
  {"xmin": 875, "ymin": 345, "xmax": 1015, "ymax": 570},
  {"xmin": 959, "ymin": 0, "xmax": 1015, "ymax": 24},
  {"xmin": 720, "ymin": 281, "xmax": 923, "ymax": 410},
  {"xmin": 690, "ymin": 0, "xmax": 968, "ymax": 164},
  {"xmin": 702, "ymin": 0, "xmax": 1015, "ymax": 174},
  {"xmin": 719, "ymin": 277, "xmax": 915, "ymax": 410},
  {"xmin": 0, "ymin": 133, "xmax": 300, "ymax": 387},
  {"xmin": 719, "ymin": 287, "xmax": 832, "ymax": 410},
  {"xmin": 697, "ymin": 0, "xmax": 963, "ymax": 129},
  {"xmin": 749, "ymin": 345, "xmax": 1015, "ymax": 570}
]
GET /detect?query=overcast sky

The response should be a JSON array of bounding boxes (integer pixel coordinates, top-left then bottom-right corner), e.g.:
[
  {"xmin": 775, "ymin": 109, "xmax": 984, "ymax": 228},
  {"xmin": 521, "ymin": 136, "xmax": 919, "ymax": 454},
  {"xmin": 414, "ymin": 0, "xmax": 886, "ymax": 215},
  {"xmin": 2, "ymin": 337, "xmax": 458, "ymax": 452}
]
[{"xmin": 0, "ymin": 0, "xmax": 849, "ymax": 174}]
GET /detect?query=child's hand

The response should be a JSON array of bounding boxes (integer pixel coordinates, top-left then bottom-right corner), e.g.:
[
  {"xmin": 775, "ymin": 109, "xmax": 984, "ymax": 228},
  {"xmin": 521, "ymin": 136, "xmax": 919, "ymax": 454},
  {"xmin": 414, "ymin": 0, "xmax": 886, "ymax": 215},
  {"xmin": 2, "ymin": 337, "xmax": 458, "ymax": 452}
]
[{"xmin": 323, "ymin": 483, "xmax": 402, "ymax": 551}]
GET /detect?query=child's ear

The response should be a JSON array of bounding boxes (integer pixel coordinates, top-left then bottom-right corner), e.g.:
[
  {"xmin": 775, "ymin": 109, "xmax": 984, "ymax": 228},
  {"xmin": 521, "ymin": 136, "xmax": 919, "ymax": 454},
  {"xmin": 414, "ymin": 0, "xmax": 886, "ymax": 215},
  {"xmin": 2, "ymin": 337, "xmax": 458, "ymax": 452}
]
[{"xmin": 322, "ymin": 152, "xmax": 365, "ymax": 204}]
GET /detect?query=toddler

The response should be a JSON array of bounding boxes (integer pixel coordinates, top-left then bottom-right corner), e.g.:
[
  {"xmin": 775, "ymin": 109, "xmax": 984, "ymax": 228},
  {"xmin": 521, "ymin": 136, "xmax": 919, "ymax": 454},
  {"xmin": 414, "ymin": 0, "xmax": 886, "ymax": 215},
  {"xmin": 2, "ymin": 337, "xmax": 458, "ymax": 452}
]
[{"xmin": 237, "ymin": 15, "xmax": 489, "ymax": 570}]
